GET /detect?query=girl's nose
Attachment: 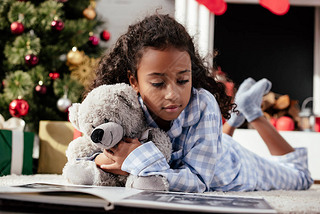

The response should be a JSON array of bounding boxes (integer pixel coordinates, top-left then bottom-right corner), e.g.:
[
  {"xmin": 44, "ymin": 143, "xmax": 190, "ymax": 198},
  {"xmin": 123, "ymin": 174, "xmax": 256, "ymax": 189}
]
[{"xmin": 164, "ymin": 84, "xmax": 179, "ymax": 101}]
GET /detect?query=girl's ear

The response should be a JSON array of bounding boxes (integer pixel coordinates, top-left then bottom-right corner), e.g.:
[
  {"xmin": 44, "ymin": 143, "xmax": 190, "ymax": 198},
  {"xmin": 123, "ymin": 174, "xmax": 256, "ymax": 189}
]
[{"xmin": 128, "ymin": 70, "xmax": 139, "ymax": 94}]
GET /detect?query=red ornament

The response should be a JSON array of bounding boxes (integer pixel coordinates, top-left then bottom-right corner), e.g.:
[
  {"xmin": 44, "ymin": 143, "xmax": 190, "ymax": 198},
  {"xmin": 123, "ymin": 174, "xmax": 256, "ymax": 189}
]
[
  {"xmin": 10, "ymin": 21, "xmax": 24, "ymax": 35},
  {"xmin": 100, "ymin": 30, "xmax": 111, "ymax": 41},
  {"xmin": 276, "ymin": 116, "xmax": 295, "ymax": 131},
  {"xmin": 25, "ymin": 54, "xmax": 39, "ymax": 66},
  {"xmin": 89, "ymin": 35, "xmax": 99, "ymax": 46},
  {"xmin": 9, "ymin": 99, "xmax": 29, "ymax": 117},
  {"xmin": 49, "ymin": 72, "xmax": 60, "ymax": 80},
  {"xmin": 51, "ymin": 20, "xmax": 64, "ymax": 31},
  {"xmin": 35, "ymin": 83, "xmax": 47, "ymax": 95}
]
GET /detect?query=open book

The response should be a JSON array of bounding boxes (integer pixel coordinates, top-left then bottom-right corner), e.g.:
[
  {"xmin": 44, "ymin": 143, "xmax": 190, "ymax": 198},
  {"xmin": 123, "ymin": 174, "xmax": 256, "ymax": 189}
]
[{"xmin": 0, "ymin": 182, "xmax": 276, "ymax": 213}]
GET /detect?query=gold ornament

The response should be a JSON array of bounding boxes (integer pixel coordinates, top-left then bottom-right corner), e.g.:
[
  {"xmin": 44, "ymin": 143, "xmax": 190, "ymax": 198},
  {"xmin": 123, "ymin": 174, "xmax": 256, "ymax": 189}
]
[
  {"xmin": 83, "ymin": 7, "xmax": 96, "ymax": 20},
  {"xmin": 67, "ymin": 47, "xmax": 85, "ymax": 65},
  {"xmin": 69, "ymin": 55, "xmax": 98, "ymax": 89}
]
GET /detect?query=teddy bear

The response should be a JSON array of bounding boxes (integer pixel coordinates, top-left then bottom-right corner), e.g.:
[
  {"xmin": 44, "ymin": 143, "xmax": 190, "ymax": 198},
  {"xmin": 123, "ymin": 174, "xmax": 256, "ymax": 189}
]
[{"xmin": 62, "ymin": 83, "xmax": 172, "ymax": 191}]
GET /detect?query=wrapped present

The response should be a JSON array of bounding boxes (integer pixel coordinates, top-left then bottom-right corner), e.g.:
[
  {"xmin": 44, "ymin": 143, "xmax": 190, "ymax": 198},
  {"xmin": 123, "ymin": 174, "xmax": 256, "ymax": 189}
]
[
  {"xmin": 38, "ymin": 121, "xmax": 75, "ymax": 174},
  {"xmin": 0, "ymin": 115, "xmax": 34, "ymax": 176}
]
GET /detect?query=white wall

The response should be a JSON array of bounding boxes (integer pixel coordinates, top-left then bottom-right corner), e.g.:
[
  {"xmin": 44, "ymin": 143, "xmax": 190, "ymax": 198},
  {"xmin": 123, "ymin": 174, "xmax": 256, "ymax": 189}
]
[{"xmin": 95, "ymin": 0, "xmax": 175, "ymax": 48}]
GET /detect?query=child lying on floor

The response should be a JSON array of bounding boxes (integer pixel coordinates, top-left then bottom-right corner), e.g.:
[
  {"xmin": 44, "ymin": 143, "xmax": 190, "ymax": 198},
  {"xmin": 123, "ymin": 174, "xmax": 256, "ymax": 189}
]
[{"xmin": 91, "ymin": 14, "xmax": 313, "ymax": 192}]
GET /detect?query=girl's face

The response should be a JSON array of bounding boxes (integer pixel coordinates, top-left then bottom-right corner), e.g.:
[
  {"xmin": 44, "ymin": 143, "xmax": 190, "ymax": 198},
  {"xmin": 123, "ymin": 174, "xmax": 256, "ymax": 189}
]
[{"xmin": 129, "ymin": 47, "xmax": 192, "ymax": 129}]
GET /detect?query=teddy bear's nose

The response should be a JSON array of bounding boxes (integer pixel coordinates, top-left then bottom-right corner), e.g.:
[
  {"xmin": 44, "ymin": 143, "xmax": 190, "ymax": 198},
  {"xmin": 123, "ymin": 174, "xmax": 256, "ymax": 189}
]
[{"xmin": 91, "ymin": 128, "xmax": 104, "ymax": 143}]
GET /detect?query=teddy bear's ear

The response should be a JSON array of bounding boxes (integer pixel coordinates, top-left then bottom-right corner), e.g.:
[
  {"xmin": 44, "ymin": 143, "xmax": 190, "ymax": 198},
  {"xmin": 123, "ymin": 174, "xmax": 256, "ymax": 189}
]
[
  {"xmin": 117, "ymin": 92, "xmax": 133, "ymax": 109},
  {"xmin": 68, "ymin": 103, "xmax": 81, "ymax": 130},
  {"xmin": 117, "ymin": 89, "xmax": 141, "ymax": 109}
]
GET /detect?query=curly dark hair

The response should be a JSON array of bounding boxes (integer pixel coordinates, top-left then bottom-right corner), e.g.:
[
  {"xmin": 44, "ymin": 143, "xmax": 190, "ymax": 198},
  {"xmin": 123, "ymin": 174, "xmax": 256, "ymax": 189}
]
[{"xmin": 88, "ymin": 14, "xmax": 235, "ymax": 119}]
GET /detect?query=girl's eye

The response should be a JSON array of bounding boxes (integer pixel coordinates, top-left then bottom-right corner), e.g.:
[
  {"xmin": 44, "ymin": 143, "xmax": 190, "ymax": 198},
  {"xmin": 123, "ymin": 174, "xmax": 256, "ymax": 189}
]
[
  {"xmin": 151, "ymin": 82, "xmax": 164, "ymax": 87},
  {"xmin": 177, "ymin": 79, "xmax": 189, "ymax": 85}
]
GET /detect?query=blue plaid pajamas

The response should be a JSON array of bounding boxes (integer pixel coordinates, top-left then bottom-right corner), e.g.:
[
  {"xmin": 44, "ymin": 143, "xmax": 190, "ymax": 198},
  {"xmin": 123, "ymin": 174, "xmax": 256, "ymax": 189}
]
[{"xmin": 121, "ymin": 88, "xmax": 313, "ymax": 192}]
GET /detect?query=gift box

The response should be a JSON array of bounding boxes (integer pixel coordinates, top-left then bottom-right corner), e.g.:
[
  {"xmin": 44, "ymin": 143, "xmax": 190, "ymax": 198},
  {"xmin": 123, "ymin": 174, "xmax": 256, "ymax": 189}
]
[
  {"xmin": 38, "ymin": 121, "xmax": 75, "ymax": 174},
  {"xmin": 0, "ymin": 130, "xmax": 34, "ymax": 176}
]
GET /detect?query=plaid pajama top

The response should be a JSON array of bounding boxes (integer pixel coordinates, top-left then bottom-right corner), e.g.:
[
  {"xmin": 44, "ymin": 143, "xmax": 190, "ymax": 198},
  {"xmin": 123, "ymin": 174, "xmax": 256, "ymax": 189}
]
[{"xmin": 121, "ymin": 88, "xmax": 313, "ymax": 192}]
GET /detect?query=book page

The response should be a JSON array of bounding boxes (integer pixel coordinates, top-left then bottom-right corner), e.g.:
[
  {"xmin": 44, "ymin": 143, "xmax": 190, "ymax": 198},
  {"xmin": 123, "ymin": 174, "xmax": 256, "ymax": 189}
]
[
  {"xmin": 117, "ymin": 191, "xmax": 276, "ymax": 214},
  {"xmin": 0, "ymin": 183, "xmax": 276, "ymax": 213}
]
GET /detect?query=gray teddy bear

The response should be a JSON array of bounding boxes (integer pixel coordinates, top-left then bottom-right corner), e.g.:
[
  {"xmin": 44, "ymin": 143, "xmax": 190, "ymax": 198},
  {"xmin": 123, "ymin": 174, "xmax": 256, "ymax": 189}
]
[{"xmin": 62, "ymin": 83, "xmax": 172, "ymax": 191}]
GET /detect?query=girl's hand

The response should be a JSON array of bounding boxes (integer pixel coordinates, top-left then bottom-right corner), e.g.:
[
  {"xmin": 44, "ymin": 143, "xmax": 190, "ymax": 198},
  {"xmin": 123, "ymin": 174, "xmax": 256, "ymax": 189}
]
[
  {"xmin": 95, "ymin": 152, "xmax": 114, "ymax": 167},
  {"xmin": 100, "ymin": 138, "xmax": 142, "ymax": 175}
]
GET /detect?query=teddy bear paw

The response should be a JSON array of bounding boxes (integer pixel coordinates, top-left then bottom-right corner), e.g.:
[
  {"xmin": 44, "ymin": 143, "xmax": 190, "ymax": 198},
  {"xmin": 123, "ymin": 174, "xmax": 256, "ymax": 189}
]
[{"xmin": 126, "ymin": 175, "xmax": 169, "ymax": 191}]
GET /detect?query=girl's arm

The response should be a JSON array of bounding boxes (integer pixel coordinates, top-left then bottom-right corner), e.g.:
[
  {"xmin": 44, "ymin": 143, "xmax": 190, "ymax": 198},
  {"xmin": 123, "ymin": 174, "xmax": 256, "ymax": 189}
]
[{"xmin": 101, "ymin": 114, "xmax": 222, "ymax": 193}]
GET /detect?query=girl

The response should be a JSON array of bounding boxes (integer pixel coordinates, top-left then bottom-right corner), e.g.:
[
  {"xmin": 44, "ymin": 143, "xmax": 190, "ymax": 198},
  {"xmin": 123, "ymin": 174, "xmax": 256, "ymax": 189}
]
[{"xmin": 91, "ymin": 14, "xmax": 313, "ymax": 192}]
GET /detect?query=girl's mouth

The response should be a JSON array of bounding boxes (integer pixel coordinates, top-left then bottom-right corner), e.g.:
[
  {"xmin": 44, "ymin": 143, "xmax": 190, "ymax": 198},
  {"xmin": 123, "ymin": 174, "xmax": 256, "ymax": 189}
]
[{"xmin": 163, "ymin": 105, "xmax": 180, "ymax": 112}]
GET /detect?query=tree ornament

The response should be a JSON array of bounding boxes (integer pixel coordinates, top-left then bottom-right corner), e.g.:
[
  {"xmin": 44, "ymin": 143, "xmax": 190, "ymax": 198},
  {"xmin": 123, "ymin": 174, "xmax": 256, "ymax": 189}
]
[
  {"xmin": 70, "ymin": 55, "xmax": 98, "ymax": 89},
  {"xmin": 10, "ymin": 21, "xmax": 24, "ymax": 35},
  {"xmin": 51, "ymin": 19, "xmax": 64, "ymax": 31},
  {"xmin": 83, "ymin": 7, "xmax": 96, "ymax": 20},
  {"xmin": 100, "ymin": 30, "xmax": 110, "ymax": 41},
  {"xmin": 35, "ymin": 80, "xmax": 47, "ymax": 95},
  {"xmin": 49, "ymin": 72, "xmax": 60, "ymax": 80},
  {"xmin": 25, "ymin": 54, "xmax": 39, "ymax": 66},
  {"xmin": 89, "ymin": 35, "xmax": 99, "ymax": 46},
  {"xmin": 57, "ymin": 88, "xmax": 72, "ymax": 112},
  {"xmin": 67, "ymin": 47, "xmax": 84, "ymax": 65},
  {"xmin": 9, "ymin": 98, "xmax": 29, "ymax": 117}
]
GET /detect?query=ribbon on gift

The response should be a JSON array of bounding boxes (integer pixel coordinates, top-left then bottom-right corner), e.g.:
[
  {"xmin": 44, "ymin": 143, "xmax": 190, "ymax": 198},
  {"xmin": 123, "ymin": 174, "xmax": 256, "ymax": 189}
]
[
  {"xmin": 0, "ymin": 114, "xmax": 28, "ymax": 175},
  {"xmin": 0, "ymin": 114, "xmax": 25, "ymax": 131},
  {"xmin": 10, "ymin": 130, "xmax": 24, "ymax": 174}
]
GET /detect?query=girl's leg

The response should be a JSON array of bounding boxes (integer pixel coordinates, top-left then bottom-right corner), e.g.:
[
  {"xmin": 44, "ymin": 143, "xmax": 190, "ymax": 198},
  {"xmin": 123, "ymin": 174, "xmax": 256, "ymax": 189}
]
[
  {"xmin": 226, "ymin": 78, "xmax": 294, "ymax": 156},
  {"xmin": 250, "ymin": 116, "xmax": 294, "ymax": 155}
]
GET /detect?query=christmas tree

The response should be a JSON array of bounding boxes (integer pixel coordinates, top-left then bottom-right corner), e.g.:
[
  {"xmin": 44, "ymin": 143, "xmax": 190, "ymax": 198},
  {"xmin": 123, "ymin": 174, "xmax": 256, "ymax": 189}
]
[{"xmin": 0, "ymin": 0, "xmax": 110, "ymax": 133}]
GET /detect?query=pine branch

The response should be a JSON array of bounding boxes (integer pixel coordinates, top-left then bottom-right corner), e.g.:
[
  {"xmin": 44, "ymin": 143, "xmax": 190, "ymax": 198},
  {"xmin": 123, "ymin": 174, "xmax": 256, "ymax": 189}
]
[
  {"xmin": 4, "ymin": 34, "xmax": 41, "ymax": 65},
  {"xmin": 3, "ymin": 70, "xmax": 33, "ymax": 100},
  {"xmin": 8, "ymin": 1, "xmax": 37, "ymax": 28}
]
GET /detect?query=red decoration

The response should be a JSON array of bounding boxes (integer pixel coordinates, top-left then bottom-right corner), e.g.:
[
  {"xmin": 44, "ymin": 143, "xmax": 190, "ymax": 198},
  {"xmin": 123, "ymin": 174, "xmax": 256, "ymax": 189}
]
[
  {"xmin": 51, "ymin": 19, "xmax": 65, "ymax": 31},
  {"xmin": 196, "ymin": 0, "xmax": 227, "ymax": 15},
  {"xmin": 35, "ymin": 83, "xmax": 47, "ymax": 95},
  {"xmin": 10, "ymin": 21, "xmax": 24, "ymax": 35},
  {"xmin": 276, "ymin": 116, "xmax": 294, "ymax": 131},
  {"xmin": 73, "ymin": 128, "xmax": 82, "ymax": 139},
  {"xmin": 315, "ymin": 117, "xmax": 320, "ymax": 132},
  {"xmin": 9, "ymin": 99, "xmax": 29, "ymax": 117},
  {"xmin": 89, "ymin": 35, "xmax": 99, "ymax": 46},
  {"xmin": 269, "ymin": 117, "xmax": 277, "ymax": 128},
  {"xmin": 49, "ymin": 72, "xmax": 60, "ymax": 80},
  {"xmin": 100, "ymin": 30, "xmax": 110, "ymax": 41},
  {"xmin": 25, "ymin": 54, "xmax": 39, "ymax": 66},
  {"xmin": 260, "ymin": 0, "xmax": 290, "ymax": 15}
]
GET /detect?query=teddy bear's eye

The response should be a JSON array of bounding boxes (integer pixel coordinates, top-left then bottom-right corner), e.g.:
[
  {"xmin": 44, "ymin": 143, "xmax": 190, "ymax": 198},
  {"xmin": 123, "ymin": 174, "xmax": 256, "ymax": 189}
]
[
  {"xmin": 92, "ymin": 125, "xmax": 95, "ymax": 129},
  {"xmin": 104, "ymin": 118, "xmax": 109, "ymax": 123}
]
